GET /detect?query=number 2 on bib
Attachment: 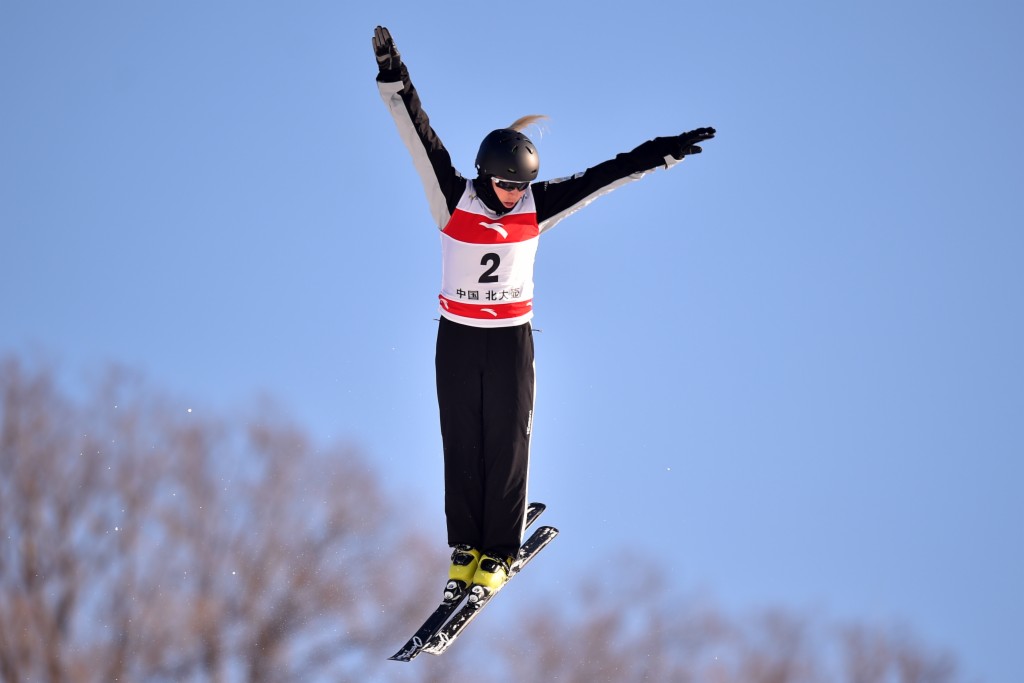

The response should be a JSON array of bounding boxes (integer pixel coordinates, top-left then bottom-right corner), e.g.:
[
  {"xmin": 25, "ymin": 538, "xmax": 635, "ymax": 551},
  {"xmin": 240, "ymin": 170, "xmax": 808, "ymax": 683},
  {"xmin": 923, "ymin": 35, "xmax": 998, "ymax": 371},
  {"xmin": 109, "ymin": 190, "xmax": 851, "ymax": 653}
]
[{"xmin": 479, "ymin": 253, "xmax": 500, "ymax": 283}]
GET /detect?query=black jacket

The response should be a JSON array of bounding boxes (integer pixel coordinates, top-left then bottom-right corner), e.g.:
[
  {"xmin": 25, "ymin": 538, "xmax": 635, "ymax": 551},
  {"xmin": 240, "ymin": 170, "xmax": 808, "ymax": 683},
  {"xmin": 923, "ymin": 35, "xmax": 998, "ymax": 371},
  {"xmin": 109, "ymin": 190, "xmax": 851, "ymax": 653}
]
[{"xmin": 376, "ymin": 62, "xmax": 687, "ymax": 232}]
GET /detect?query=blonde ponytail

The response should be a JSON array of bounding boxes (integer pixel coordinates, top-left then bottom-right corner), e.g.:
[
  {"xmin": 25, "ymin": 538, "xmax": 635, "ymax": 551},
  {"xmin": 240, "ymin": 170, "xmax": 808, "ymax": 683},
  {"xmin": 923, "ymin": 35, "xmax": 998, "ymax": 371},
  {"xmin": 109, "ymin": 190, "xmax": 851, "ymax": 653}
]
[{"xmin": 507, "ymin": 115, "xmax": 549, "ymax": 133}]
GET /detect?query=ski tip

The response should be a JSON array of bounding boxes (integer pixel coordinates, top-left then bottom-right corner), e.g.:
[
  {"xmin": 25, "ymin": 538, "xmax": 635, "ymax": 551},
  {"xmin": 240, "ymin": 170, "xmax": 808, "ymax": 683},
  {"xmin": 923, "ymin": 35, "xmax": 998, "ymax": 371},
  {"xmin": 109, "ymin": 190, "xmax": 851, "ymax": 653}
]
[{"xmin": 387, "ymin": 650, "xmax": 416, "ymax": 662}]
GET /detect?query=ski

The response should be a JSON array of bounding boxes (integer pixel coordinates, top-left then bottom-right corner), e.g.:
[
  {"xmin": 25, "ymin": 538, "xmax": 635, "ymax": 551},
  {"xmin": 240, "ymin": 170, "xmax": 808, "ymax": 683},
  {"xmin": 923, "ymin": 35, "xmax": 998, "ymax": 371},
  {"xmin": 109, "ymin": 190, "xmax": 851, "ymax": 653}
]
[
  {"xmin": 421, "ymin": 523, "xmax": 558, "ymax": 656},
  {"xmin": 388, "ymin": 502, "xmax": 547, "ymax": 662}
]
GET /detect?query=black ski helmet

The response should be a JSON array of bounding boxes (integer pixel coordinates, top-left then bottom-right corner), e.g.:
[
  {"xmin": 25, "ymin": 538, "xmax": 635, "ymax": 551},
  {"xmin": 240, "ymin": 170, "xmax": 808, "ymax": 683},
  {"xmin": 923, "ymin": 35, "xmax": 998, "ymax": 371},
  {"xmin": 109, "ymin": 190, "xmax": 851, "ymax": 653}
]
[{"xmin": 475, "ymin": 129, "xmax": 539, "ymax": 182}]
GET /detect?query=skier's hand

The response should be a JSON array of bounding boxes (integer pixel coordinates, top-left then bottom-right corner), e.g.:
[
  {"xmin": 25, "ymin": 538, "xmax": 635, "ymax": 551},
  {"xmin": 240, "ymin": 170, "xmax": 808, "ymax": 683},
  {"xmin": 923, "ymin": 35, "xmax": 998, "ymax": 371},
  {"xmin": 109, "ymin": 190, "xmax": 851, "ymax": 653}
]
[
  {"xmin": 372, "ymin": 26, "xmax": 401, "ymax": 72},
  {"xmin": 671, "ymin": 127, "xmax": 716, "ymax": 159}
]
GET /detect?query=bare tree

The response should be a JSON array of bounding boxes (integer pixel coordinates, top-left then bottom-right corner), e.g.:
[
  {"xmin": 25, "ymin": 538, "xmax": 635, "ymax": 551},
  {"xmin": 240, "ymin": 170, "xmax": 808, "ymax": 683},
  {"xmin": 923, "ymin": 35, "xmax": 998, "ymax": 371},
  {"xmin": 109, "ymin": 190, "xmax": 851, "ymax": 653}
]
[
  {"xmin": 839, "ymin": 623, "xmax": 958, "ymax": 683},
  {"xmin": 0, "ymin": 358, "xmax": 434, "ymax": 682},
  {"xmin": 0, "ymin": 355, "xmax": 972, "ymax": 682},
  {"xmin": 481, "ymin": 561, "xmax": 966, "ymax": 683}
]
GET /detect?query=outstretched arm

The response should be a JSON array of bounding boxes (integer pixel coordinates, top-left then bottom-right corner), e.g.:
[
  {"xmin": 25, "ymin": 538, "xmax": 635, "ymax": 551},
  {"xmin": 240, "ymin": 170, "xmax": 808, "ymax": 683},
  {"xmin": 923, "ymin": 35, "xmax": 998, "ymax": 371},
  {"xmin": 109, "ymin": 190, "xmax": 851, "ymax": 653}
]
[
  {"xmin": 533, "ymin": 127, "xmax": 716, "ymax": 233},
  {"xmin": 373, "ymin": 26, "xmax": 465, "ymax": 229}
]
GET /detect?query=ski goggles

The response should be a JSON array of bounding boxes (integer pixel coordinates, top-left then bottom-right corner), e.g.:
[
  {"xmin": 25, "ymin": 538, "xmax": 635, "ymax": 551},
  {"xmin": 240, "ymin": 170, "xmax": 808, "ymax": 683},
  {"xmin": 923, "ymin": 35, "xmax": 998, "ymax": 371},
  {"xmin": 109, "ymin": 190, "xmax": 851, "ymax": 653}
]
[{"xmin": 492, "ymin": 178, "xmax": 530, "ymax": 192}]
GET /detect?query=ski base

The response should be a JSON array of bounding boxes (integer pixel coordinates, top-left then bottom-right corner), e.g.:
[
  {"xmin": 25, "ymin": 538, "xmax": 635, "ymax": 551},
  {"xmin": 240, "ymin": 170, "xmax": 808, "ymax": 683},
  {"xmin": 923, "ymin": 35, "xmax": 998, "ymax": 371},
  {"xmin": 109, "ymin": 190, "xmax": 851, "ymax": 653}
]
[
  {"xmin": 387, "ymin": 584, "xmax": 468, "ymax": 662},
  {"xmin": 388, "ymin": 502, "xmax": 547, "ymax": 662},
  {"xmin": 422, "ymin": 524, "xmax": 558, "ymax": 656}
]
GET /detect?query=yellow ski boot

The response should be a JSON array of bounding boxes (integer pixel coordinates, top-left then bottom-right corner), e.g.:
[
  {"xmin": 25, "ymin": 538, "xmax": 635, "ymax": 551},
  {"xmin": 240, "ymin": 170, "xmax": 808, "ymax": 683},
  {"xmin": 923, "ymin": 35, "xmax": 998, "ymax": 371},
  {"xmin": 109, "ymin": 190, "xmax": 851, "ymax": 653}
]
[
  {"xmin": 471, "ymin": 553, "xmax": 514, "ymax": 592},
  {"xmin": 446, "ymin": 545, "xmax": 481, "ymax": 597}
]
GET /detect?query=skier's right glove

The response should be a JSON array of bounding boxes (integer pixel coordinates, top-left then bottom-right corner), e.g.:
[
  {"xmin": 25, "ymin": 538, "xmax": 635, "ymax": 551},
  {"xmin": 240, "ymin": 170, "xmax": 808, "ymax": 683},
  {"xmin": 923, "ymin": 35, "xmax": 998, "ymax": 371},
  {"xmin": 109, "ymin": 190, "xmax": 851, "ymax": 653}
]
[
  {"xmin": 372, "ymin": 26, "xmax": 402, "ymax": 73},
  {"xmin": 671, "ymin": 127, "xmax": 717, "ymax": 159}
]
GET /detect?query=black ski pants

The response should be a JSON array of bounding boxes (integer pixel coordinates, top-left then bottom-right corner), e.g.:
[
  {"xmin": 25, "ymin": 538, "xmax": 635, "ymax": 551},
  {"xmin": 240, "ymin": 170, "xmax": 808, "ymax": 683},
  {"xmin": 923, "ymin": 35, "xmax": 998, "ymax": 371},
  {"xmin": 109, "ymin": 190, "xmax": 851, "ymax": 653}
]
[{"xmin": 435, "ymin": 316, "xmax": 534, "ymax": 558}]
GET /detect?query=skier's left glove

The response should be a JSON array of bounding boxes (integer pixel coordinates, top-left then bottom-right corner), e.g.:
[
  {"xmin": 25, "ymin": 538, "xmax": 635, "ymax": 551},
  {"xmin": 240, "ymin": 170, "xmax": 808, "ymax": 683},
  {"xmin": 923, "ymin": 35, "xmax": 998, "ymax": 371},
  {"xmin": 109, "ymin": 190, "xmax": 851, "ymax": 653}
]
[
  {"xmin": 671, "ymin": 127, "xmax": 716, "ymax": 159},
  {"xmin": 372, "ymin": 26, "xmax": 402, "ymax": 73}
]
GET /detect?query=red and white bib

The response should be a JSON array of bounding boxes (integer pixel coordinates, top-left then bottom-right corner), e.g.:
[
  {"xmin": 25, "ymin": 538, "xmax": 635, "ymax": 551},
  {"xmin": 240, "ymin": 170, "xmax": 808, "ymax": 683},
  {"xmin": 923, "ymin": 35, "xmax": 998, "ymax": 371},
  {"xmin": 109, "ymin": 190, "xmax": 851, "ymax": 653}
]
[{"xmin": 438, "ymin": 183, "xmax": 539, "ymax": 328}]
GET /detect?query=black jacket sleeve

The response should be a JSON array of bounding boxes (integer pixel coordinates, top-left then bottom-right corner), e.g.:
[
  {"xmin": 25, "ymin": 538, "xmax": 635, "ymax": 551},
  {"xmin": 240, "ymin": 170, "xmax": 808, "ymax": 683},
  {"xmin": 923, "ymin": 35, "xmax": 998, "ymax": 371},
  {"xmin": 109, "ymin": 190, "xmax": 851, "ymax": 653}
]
[
  {"xmin": 533, "ymin": 136, "xmax": 685, "ymax": 233},
  {"xmin": 377, "ymin": 64, "xmax": 466, "ymax": 229}
]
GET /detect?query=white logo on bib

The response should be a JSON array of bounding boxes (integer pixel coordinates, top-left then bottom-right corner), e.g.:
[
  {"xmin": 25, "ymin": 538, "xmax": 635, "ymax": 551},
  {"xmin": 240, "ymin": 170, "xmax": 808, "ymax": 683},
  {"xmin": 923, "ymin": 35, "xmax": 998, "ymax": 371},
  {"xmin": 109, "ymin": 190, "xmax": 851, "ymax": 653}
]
[{"xmin": 479, "ymin": 222, "xmax": 508, "ymax": 239}]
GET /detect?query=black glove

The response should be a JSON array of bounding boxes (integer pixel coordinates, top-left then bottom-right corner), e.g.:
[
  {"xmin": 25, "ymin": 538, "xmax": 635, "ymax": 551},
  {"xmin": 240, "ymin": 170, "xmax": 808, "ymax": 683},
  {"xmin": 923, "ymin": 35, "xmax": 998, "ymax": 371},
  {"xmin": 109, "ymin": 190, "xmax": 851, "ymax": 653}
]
[
  {"xmin": 671, "ymin": 127, "xmax": 716, "ymax": 159},
  {"xmin": 372, "ymin": 26, "xmax": 401, "ymax": 73}
]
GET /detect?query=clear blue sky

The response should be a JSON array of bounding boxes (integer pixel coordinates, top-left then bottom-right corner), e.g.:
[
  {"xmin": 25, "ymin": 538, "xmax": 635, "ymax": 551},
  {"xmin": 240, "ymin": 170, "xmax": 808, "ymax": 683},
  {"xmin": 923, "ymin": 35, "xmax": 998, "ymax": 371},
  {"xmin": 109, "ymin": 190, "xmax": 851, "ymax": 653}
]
[{"xmin": 2, "ymin": 2, "xmax": 1021, "ymax": 680}]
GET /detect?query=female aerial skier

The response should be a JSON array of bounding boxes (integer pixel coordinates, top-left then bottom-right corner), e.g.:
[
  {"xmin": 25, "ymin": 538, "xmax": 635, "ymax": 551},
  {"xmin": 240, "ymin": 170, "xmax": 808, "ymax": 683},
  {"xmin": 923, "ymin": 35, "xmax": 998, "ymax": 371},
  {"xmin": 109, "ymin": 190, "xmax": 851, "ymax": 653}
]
[{"xmin": 372, "ymin": 26, "xmax": 715, "ymax": 592}]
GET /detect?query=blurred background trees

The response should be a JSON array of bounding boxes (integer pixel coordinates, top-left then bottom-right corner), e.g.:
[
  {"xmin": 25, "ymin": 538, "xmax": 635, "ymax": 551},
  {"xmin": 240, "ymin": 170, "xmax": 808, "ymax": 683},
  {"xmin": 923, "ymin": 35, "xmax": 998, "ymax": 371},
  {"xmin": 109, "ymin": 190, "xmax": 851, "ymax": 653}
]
[{"xmin": 0, "ymin": 355, "xmax": 966, "ymax": 682}]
